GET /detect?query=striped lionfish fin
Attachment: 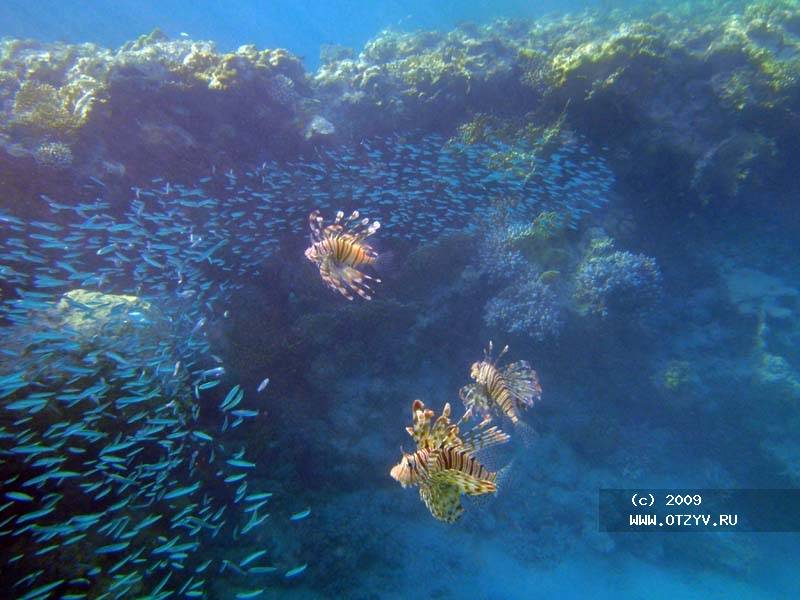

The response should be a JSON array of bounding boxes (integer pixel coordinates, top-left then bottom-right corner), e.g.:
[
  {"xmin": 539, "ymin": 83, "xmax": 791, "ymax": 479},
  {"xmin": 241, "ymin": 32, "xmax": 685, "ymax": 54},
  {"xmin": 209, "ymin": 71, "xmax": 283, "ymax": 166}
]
[
  {"xmin": 318, "ymin": 259, "xmax": 355, "ymax": 300},
  {"xmin": 458, "ymin": 383, "xmax": 493, "ymax": 420},
  {"xmin": 429, "ymin": 467, "xmax": 497, "ymax": 497},
  {"xmin": 431, "ymin": 403, "xmax": 461, "ymax": 448},
  {"xmin": 428, "ymin": 448, "xmax": 497, "ymax": 496},
  {"xmin": 309, "ymin": 210, "xmax": 345, "ymax": 242},
  {"xmin": 319, "ymin": 260, "xmax": 377, "ymax": 300},
  {"xmin": 338, "ymin": 264, "xmax": 378, "ymax": 300},
  {"xmin": 333, "ymin": 209, "xmax": 380, "ymax": 242},
  {"xmin": 308, "ymin": 210, "xmax": 325, "ymax": 241},
  {"xmin": 407, "ymin": 400, "xmax": 460, "ymax": 450},
  {"xmin": 419, "ymin": 481, "xmax": 464, "ymax": 523},
  {"xmin": 459, "ymin": 424, "xmax": 510, "ymax": 453},
  {"xmin": 502, "ymin": 360, "xmax": 542, "ymax": 409}
]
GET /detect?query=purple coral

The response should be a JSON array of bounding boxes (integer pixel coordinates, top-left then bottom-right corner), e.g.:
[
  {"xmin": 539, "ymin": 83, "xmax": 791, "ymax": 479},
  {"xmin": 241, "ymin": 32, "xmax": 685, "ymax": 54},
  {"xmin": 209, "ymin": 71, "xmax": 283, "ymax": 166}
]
[
  {"xmin": 484, "ymin": 272, "xmax": 564, "ymax": 340},
  {"xmin": 573, "ymin": 247, "xmax": 661, "ymax": 318}
]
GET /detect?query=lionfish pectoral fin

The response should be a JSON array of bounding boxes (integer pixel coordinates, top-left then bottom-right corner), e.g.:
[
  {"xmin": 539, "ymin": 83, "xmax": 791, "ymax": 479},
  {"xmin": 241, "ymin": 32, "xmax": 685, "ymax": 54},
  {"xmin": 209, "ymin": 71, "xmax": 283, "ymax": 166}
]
[
  {"xmin": 502, "ymin": 361, "xmax": 542, "ymax": 408},
  {"xmin": 459, "ymin": 425, "xmax": 510, "ymax": 452},
  {"xmin": 339, "ymin": 265, "xmax": 378, "ymax": 300},
  {"xmin": 458, "ymin": 383, "xmax": 476, "ymax": 403},
  {"xmin": 318, "ymin": 259, "xmax": 355, "ymax": 300},
  {"xmin": 420, "ymin": 482, "xmax": 464, "ymax": 523},
  {"xmin": 428, "ymin": 447, "xmax": 498, "ymax": 496},
  {"xmin": 459, "ymin": 384, "xmax": 492, "ymax": 419}
]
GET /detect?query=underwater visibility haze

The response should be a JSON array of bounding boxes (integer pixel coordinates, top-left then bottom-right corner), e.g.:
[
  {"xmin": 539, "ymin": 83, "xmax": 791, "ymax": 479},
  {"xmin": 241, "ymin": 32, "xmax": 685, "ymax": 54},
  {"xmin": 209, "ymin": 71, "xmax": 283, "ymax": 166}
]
[{"xmin": 1, "ymin": 0, "xmax": 800, "ymax": 598}]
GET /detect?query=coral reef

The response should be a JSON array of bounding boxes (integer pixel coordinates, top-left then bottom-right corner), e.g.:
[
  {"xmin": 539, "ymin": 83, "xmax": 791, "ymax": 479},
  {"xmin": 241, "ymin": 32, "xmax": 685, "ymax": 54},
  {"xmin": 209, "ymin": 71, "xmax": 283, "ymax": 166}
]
[
  {"xmin": 0, "ymin": 30, "xmax": 313, "ymax": 182},
  {"xmin": 1, "ymin": 3, "xmax": 800, "ymax": 594},
  {"xmin": 314, "ymin": 26, "xmax": 530, "ymax": 134},
  {"xmin": 33, "ymin": 141, "xmax": 73, "ymax": 168},
  {"xmin": 573, "ymin": 236, "xmax": 662, "ymax": 319},
  {"xmin": 718, "ymin": 262, "xmax": 800, "ymax": 403},
  {"xmin": 53, "ymin": 289, "xmax": 155, "ymax": 336},
  {"xmin": 0, "ymin": 1, "xmax": 797, "ymax": 210},
  {"xmin": 655, "ymin": 359, "xmax": 694, "ymax": 392},
  {"xmin": 314, "ymin": 1, "xmax": 800, "ymax": 208},
  {"xmin": 484, "ymin": 272, "xmax": 564, "ymax": 341}
]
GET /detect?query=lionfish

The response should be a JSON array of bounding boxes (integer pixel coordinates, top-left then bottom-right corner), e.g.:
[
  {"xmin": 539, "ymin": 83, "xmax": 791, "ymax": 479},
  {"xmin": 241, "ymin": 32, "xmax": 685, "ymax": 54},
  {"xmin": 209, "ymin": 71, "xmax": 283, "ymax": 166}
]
[
  {"xmin": 459, "ymin": 341, "xmax": 542, "ymax": 425},
  {"xmin": 390, "ymin": 399, "xmax": 509, "ymax": 523},
  {"xmin": 304, "ymin": 209, "xmax": 381, "ymax": 300}
]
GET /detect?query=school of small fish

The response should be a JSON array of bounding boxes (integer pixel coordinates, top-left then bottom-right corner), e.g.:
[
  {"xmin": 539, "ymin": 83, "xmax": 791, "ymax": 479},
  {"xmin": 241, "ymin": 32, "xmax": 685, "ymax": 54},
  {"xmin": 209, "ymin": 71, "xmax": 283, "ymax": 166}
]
[
  {"xmin": 0, "ymin": 176, "xmax": 307, "ymax": 596},
  {"xmin": 0, "ymin": 128, "xmax": 588, "ymax": 596}
]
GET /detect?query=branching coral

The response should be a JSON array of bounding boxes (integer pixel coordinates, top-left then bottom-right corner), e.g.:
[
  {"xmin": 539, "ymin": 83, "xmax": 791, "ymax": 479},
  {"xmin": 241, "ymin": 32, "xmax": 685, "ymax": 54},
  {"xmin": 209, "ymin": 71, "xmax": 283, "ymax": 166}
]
[
  {"xmin": 573, "ymin": 237, "xmax": 662, "ymax": 318},
  {"xmin": 484, "ymin": 272, "xmax": 565, "ymax": 341}
]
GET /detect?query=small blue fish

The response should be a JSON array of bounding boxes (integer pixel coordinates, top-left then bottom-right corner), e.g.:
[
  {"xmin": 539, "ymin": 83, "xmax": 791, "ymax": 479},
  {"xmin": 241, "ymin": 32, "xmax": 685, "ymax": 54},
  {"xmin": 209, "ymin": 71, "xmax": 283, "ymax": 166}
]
[
  {"xmin": 231, "ymin": 409, "xmax": 259, "ymax": 418},
  {"xmin": 247, "ymin": 566, "xmax": 277, "ymax": 574},
  {"xmin": 16, "ymin": 505, "xmax": 56, "ymax": 523},
  {"xmin": 18, "ymin": 580, "xmax": 65, "ymax": 600},
  {"xmin": 5, "ymin": 491, "xmax": 33, "ymax": 502},
  {"xmin": 192, "ymin": 431, "xmax": 213, "ymax": 442},
  {"xmin": 284, "ymin": 563, "xmax": 308, "ymax": 578},
  {"xmin": 240, "ymin": 549, "xmax": 267, "ymax": 567},
  {"xmin": 95, "ymin": 541, "xmax": 130, "ymax": 554},
  {"xmin": 244, "ymin": 492, "xmax": 272, "ymax": 502},
  {"xmin": 235, "ymin": 590, "xmax": 265, "ymax": 599},
  {"xmin": 220, "ymin": 384, "xmax": 242, "ymax": 410},
  {"xmin": 190, "ymin": 317, "xmax": 207, "ymax": 336},
  {"xmin": 142, "ymin": 254, "xmax": 165, "ymax": 269},
  {"xmin": 289, "ymin": 508, "xmax": 311, "ymax": 521},
  {"xmin": 163, "ymin": 481, "xmax": 201, "ymax": 500}
]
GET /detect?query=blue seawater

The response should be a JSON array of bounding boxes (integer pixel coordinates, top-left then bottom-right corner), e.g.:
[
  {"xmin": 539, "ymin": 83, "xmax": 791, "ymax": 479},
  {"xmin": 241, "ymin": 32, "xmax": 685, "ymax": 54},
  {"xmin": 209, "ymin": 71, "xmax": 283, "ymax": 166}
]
[{"xmin": 1, "ymin": 1, "xmax": 799, "ymax": 599}]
